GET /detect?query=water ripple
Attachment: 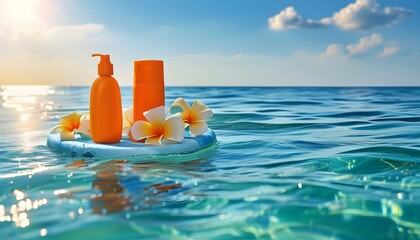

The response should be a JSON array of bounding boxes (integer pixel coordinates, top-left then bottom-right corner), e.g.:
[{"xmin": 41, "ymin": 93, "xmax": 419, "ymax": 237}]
[{"xmin": 0, "ymin": 86, "xmax": 419, "ymax": 239}]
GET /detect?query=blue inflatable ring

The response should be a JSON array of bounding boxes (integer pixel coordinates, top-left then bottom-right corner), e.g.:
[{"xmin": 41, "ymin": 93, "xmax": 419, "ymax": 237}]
[{"xmin": 47, "ymin": 129, "xmax": 217, "ymax": 158}]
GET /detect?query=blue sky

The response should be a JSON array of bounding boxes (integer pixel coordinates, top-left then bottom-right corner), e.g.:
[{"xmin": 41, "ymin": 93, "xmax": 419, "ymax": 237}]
[{"xmin": 0, "ymin": 0, "xmax": 419, "ymax": 86}]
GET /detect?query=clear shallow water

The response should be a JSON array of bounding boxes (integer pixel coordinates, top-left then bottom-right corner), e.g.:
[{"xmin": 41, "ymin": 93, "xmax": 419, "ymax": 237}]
[{"xmin": 1, "ymin": 86, "xmax": 420, "ymax": 240}]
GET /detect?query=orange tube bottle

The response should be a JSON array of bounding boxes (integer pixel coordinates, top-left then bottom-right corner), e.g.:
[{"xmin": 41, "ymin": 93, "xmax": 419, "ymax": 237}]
[
  {"xmin": 133, "ymin": 60, "xmax": 165, "ymax": 122},
  {"xmin": 90, "ymin": 54, "xmax": 122, "ymax": 143}
]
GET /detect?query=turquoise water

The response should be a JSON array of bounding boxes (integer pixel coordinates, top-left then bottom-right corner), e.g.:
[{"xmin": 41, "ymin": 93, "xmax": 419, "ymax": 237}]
[{"xmin": 1, "ymin": 86, "xmax": 420, "ymax": 239}]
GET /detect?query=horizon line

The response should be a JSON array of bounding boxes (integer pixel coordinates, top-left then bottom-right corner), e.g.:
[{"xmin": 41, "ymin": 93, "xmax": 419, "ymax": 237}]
[{"xmin": 2, "ymin": 84, "xmax": 420, "ymax": 88}]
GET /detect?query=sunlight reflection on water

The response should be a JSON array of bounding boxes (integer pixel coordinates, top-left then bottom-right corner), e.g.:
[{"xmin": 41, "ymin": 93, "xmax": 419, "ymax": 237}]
[{"xmin": 0, "ymin": 86, "xmax": 419, "ymax": 239}]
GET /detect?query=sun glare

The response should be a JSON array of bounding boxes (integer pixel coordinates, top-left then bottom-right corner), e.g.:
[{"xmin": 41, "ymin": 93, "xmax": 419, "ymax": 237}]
[
  {"xmin": 0, "ymin": 0, "xmax": 44, "ymax": 32},
  {"xmin": 7, "ymin": 0, "xmax": 37, "ymax": 23}
]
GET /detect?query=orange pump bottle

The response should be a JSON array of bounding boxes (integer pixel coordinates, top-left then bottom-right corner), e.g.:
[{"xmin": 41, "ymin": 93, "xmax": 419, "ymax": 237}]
[
  {"xmin": 90, "ymin": 54, "xmax": 122, "ymax": 143},
  {"xmin": 133, "ymin": 60, "xmax": 165, "ymax": 122}
]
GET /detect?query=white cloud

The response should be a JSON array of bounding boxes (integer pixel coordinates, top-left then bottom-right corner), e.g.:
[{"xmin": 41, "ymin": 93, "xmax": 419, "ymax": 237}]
[
  {"xmin": 346, "ymin": 33, "xmax": 382, "ymax": 56},
  {"xmin": 44, "ymin": 24, "xmax": 104, "ymax": 40},
  {"xmin": 378, "ymin": 46, "xmax": 400, "ymax": 58},
  {"xmin": 268, "ymin": 0, "xmax": 413, "ymax": 31},
  {"xmin": 318, "ymin": 33, "xmax": 391, "ymax": 59},
  {"xmin": 324, "ymin": 44, "xmax": 345, "ymax": 57},
  {"xmin": 1, "ymin": 23, "xmax": 105, "ymax": 54},
  {"xmin": 268, "ymin": 6, "xmax": 329, "ymax": 30},
  {"xmin": 331, "ymin": 0, "xmax": 413, "ymax": 30}
]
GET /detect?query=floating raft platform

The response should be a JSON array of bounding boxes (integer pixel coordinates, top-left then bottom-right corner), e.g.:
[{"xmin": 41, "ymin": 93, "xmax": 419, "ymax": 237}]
[{"xmin": 47, "ymin": 129, "xmax": 217, "ymax": 158}]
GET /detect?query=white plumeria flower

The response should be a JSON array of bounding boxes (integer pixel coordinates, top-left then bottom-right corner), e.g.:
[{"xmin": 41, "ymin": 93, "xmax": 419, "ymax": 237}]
[
  {"xmin": 123, "ymin": 107, "xmax": 134, "ymax": 135},
  {"xmin": 131, "ymin": 106, "xmax": 184, "ymax": 145},
  {"xmin": 50, "ymin": 111, "xmax": 91, "ymax": 141},
  {"xmin": 169, "ymin": 98, "xmax": 213, "ymax": 135}
]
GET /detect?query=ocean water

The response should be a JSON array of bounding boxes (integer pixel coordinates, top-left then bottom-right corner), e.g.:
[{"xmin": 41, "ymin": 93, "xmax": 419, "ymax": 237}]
[{"xmin": 0, "ymin": 86, "xmax": 420, "ymax": 240}]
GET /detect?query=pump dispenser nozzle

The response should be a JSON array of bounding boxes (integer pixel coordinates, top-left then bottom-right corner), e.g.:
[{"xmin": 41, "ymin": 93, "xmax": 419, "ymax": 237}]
[{"xmin": 92, "ymin": 54, "xmax": 114, "ymax": 76}]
